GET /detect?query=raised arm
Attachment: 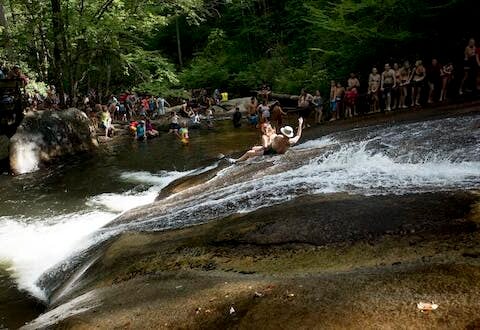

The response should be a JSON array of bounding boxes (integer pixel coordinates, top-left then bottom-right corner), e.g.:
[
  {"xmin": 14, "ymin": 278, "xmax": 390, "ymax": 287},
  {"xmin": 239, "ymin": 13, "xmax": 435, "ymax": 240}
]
[{"xmin": 289, "ymin": 117, "xmax": 304, "ymax": 145}]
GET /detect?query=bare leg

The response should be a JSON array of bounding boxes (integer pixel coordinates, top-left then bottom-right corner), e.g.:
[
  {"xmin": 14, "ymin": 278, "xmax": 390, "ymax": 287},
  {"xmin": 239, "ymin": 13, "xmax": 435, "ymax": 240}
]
[
  {"xmin": 235, "ymin": 147, "xmax": 264, "ymax": 163},
  {"xmin": 428, "ymin": 82, "xmax": 434, "ymax": 103},
  {"xmin": 440, "ymin": 78, "xmax": 448, "ymax": 101},
  {"xmin": 415, "ymin": 87, "xmax": 422, "ymax": 105},
  {"xmin": 386, "ymin": 91, "xmax": 392, "ymax": 111}
]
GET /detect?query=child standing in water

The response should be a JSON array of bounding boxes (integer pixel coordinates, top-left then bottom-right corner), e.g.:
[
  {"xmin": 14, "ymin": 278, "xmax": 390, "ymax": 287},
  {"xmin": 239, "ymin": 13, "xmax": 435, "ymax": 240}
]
[
  {"xmin": 178, "ymin": 123, "xmax": 189, "ymax": 145},
  {"xmin": 136, "ymin": 120, "xmax": 146, "ymax": 141}
]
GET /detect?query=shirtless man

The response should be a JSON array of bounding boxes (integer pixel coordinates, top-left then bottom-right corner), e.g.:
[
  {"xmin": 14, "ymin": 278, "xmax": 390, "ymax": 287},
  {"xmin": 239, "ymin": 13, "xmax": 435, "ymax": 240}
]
[
  {"xmin": 368, "ymin": 67, "xmax": 381, "ymax": 113},
  {"xmin": 329, "ymin": 80, "xmax": 336, "ymax": 120},
  {"xmin": 334, "ymin": 82, "xmax": 345, "ymax": 119},
  {"xmin": 347, "ymin": 73, "xmax": 360, "ymax": 89},
  {"xmin": 232, "ymin": 118, "xmax": 304, "ymax": 163},
  {"xmin": 248, "ymin": 96, "xmax": 259, "ymax": 127},
  {"xmin": 381, "ymin": 63, "xmax": 396, "ymax": 111},
  {"xmin": 168, "ymin": 111, "xmax": 181, "ymax": 134}
]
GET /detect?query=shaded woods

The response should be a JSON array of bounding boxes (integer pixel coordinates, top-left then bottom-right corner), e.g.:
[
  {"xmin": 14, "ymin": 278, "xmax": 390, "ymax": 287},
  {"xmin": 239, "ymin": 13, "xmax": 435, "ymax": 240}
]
[{"xmin": 0, "ymin": 0, "xmax": 478, "ymax": 104}]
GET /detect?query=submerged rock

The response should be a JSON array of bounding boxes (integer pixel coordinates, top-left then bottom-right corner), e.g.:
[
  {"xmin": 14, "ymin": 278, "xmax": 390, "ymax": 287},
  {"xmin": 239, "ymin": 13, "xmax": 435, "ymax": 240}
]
[{"xmin": 9, "ymin": 109, "xmax": 98, "ymax": 175}]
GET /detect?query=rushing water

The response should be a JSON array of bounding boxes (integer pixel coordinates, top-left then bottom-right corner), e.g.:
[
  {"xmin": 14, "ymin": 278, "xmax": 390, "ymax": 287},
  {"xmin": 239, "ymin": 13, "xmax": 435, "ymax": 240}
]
[
  {"xmin": 0, "ymin": 114, "xmax": 480, "ymax": 328},
  {"xmin": 0, "ymin": 121, "xmax": 258, "ymax": 328}
]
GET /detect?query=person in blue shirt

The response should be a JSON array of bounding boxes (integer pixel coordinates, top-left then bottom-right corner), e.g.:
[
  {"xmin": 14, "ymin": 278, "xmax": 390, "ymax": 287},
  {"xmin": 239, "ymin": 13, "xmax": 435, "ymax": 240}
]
[{"xmin": 136, "ymin": 120, "xmax": 146, "ymax": 141}]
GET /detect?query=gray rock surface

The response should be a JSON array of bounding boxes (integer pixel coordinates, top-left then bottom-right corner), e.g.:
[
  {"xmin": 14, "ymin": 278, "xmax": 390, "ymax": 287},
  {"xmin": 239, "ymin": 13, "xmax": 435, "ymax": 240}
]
[{"xmin": 9, "ymin": 109, "xmax": 98, "ymax": 175}]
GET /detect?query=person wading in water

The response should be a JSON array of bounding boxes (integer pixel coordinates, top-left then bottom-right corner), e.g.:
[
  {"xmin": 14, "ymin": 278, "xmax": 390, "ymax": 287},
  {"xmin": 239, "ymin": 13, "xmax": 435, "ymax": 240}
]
[{"xmin": 230, "ymin": 117, "xmax": 304, "ymax": 163}]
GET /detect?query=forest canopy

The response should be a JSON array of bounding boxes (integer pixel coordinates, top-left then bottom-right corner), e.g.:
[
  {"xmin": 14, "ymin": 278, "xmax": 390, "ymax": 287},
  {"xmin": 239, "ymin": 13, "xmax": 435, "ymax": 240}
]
[{"xmin": 0, "ymin": 0, "xmax": 477, "ymax": 103}]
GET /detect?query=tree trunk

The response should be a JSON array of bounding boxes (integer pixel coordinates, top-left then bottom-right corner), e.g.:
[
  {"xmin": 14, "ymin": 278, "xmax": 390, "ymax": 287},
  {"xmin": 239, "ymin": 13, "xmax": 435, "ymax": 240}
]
[
  {"xmin": 50, "ymin": 0, "xmax": 66, "ymax": 107},
  {"xmin": 176, "ymin": 16, "xmax": 183, "ymax": 68},
  {"xmin": 0, "ymin": 2, "xmax": 14, "ymax": 61}
]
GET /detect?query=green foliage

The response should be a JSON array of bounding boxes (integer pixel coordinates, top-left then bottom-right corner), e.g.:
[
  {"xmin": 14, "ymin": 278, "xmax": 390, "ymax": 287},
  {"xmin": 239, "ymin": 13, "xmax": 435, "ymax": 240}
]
[
  {"xmin": 306, "ymin": 0, "xmax": 472, "ymax": 79},
  {"xmin": 179, "ymin": 28, "xmax": 230, "ymax": 89},
  {"xmin": 2, "ymin": 0, "xmax": 477, "ymax": 100}
]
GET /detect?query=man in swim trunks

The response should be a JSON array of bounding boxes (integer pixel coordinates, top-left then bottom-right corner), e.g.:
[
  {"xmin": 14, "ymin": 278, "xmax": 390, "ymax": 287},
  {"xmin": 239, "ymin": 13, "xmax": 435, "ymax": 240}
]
[
  {"xmin": 368, "ymin": 67, "xmax": 381, "ymax": 113},
  {"xmin": 232, "ymin": 117, "xmax": 303, "ymax": 163},
  {"xmin": 381, "ymin": 63, "xmax": 396, "ymax": 111},
  {"xmin": 169, "ymin": 111, "xmax": 181, "ymax": 134},
  {"xmin": 329, "ymin": 80, "xmax": 337, "ymax": 120}
]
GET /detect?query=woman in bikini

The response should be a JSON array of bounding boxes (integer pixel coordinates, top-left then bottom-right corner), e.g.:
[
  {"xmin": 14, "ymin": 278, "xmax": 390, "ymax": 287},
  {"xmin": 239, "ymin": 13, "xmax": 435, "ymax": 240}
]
[
  {"xmin": 232, "ymin": 118, "xmax": 304, "ymax": 163},
  {"xmin": 398, "ymin": 61, "xmax": 411, "ymax": 109},
  {"xmin": 439, "ymin": 62, "xmax": 454, "ymax": 102},
  {"xmin": 459, "ymin": 38, "xmax": 479, "ymax": 95},
  {"xmin": 410, "ymin": 60, "xmax": 426, "ymax": 107}
]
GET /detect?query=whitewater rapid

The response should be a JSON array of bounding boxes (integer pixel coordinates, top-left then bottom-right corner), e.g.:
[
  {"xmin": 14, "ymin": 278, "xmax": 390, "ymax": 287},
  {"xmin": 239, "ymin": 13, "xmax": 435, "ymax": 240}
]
[
  {"xmin": 0, "ymin": 170, "xmax": 192, "ymax": 300},
  {"xmin": 0, "ymin": 114, "xmax": 479, "ymax": 301}
]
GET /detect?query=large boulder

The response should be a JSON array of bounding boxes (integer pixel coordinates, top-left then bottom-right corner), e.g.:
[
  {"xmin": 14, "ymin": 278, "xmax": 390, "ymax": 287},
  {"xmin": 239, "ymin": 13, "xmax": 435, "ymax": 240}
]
[{"xmin": 9, "ymin": 109, "xmax": 98, "ymax": 175}]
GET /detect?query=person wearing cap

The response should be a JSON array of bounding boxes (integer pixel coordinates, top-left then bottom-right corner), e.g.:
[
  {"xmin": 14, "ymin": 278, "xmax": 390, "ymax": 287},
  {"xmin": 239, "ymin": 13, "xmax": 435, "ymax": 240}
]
[{"xmin": 231, "ymin": 117, "xmax": 303, "ymax": 163}]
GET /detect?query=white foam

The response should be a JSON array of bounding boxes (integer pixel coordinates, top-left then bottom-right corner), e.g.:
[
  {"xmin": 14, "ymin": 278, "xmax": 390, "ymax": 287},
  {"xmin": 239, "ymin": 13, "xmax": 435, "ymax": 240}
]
[
  {"xmin": 0, "ymin": 170, "xmax": 192, "ymax": 300},
  {"xmin": 0, "ymin": 212, "xmax": 114, "ymax": 300},
  {"xmin": 10, "ymin": 140, "xmax": 40, "ymax": 175}
]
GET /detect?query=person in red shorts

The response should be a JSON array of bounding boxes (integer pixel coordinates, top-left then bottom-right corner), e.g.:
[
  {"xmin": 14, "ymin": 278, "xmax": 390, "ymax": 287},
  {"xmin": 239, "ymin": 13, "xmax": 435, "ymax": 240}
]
[{"xmin": 344, "ymin": 86, "xmax": 358, "ymax": 118}]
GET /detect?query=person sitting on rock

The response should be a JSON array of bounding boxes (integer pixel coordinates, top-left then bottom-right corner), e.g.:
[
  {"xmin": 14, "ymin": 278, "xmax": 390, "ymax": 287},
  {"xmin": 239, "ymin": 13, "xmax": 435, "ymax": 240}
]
[
  {"xmin": 146, "ymin": 118, "xmax": 159, "ymax": 138},
  {"xmin": 231, "ymin": 117, "xmax": 303, "ymax": 163}
]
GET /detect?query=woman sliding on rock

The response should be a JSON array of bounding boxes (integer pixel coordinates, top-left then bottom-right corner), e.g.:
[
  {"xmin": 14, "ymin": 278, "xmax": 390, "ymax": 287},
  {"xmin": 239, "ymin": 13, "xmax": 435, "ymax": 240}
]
[{"xmin": 229, "ymin": 117, "xmax": 303, "ymax": 163}]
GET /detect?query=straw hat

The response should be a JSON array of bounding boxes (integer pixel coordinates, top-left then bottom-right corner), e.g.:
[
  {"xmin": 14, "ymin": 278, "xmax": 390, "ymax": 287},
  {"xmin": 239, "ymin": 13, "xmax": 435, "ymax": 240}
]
[{"xmin": 280, "ymin": 126, "xmax": 294, "ymax": 138}]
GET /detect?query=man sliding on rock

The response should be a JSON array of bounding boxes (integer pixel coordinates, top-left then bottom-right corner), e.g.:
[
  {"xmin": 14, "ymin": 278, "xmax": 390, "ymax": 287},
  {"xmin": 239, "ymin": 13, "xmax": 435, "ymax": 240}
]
[{"xmin": 229, "ymin": 117, "xmax": 304, "ymax": 163}]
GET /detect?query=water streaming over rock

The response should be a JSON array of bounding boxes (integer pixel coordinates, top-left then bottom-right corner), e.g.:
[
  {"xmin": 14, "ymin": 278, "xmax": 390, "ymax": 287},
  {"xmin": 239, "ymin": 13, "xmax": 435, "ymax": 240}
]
[{"xmin": 0, "ymin": 114, "xmax": 479, "ymax": 302}]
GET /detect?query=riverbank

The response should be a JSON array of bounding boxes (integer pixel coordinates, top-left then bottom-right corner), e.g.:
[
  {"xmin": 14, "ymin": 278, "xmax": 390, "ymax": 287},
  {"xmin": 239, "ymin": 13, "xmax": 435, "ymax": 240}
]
[{"xmin": 27, "ymin": 191, "xmax": 480, "ymax": 329}]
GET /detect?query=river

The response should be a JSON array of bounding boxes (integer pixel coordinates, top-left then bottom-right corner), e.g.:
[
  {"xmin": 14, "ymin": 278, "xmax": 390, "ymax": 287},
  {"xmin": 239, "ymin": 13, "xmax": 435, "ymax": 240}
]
[
  {"xmin": 1, "ymin": 113, "xmax": 480, "ymax": 328},
  {"xmin": 0, "ymin": 121, "xmax": 258, "ymax": 328}
]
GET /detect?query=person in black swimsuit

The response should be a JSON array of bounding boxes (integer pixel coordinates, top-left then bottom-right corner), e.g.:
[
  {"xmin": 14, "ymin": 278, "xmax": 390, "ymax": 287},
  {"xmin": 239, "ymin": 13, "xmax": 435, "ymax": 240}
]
[{"xmin": 459, "ymin": 38, "xmax": 479, "ymax": 95}]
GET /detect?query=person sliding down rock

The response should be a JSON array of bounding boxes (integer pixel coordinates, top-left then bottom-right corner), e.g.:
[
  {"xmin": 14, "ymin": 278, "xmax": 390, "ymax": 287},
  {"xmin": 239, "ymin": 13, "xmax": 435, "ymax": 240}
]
[{"xmin": 229, "ymin": 117, "xmax": 304, "ymax": 163}]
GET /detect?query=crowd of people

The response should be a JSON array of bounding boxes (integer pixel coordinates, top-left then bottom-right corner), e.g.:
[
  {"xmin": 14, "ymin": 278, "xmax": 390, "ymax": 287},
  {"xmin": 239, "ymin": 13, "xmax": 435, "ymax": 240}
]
[
  {"xmin": 317, "ymin": 38, "xmax": 479, "ymax": 122},
  {"xmin": 2, "ymin": 37, "xmax": 479, "ymax": 147},
  {"xmin": 244, "ymin": 38, "xmax": 480, "ymax": 127}
]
